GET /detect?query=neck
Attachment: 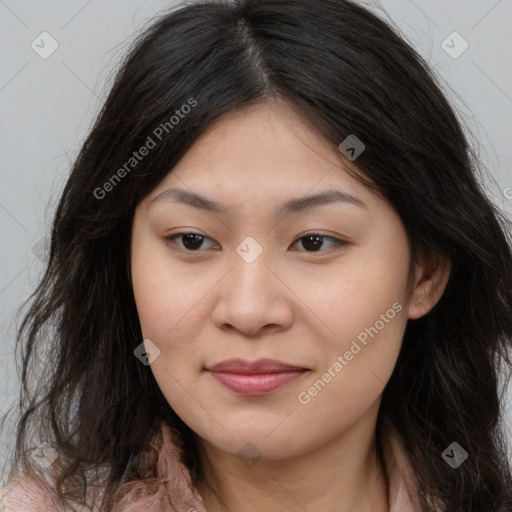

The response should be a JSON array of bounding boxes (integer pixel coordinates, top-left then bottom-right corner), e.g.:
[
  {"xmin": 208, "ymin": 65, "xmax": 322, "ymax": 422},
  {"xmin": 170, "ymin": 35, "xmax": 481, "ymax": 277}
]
[{"xmin": 194, "ymin": 412, "xmax": 389, "ymax": 512}]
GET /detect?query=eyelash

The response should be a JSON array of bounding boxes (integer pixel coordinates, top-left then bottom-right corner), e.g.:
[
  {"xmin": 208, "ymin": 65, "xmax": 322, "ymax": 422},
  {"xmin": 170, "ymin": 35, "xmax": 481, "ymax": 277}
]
[{"xmin": 162, "ymin": 232, "xmax": 348, "ymax": 254}]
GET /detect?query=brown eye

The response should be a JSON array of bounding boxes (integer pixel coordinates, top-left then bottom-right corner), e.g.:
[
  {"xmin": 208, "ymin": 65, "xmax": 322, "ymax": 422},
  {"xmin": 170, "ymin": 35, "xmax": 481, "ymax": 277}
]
[
  {"xmin": 292, "ymin": 233, "xmax": 347, "ymax": 252},
  {"xmin": 163, "ymin": 233, "xmax": 217, "ymax": 251}
]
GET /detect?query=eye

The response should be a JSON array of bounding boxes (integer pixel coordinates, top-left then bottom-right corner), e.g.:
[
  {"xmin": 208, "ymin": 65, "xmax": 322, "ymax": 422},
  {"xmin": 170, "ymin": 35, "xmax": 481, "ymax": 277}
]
[
  {"xmin": 163, "ymin": 232, "xmax": 347, "ymax": 253},
  {"xmin": 163, "ymin": 232, "xmax": 218, "ymax": 251},
  {"xmin": 290, "ymin": 233, "xmax": 347, "ymax": 252}
]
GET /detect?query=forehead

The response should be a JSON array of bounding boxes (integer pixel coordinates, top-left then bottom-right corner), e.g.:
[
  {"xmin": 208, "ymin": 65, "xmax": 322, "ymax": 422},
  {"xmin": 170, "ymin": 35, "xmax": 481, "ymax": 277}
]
[
  {"xmin": 173, "ymin": 99, "xmax": 340, "ymax": 174},
  {"xmin": 146, "ymin": 99, "xmax": 382, "ymax": 212}
]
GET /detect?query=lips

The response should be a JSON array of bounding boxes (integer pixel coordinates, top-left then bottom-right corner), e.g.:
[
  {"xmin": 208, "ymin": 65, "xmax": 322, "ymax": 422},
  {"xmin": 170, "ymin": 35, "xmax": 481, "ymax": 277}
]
[
  {"xmin": 207, "ymin": 358, "xmax": 308, "ymax": 373},
  {"xmin": 206, "ymin": 358, "xmax": 309, "ymax": 395}
]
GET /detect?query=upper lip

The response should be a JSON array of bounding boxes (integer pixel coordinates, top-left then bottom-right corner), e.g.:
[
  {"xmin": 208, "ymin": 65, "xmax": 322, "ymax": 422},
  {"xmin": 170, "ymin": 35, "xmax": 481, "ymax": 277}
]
[{"xmin": 207, "ymin": 358, "xmax": 308, "ymax": 373}]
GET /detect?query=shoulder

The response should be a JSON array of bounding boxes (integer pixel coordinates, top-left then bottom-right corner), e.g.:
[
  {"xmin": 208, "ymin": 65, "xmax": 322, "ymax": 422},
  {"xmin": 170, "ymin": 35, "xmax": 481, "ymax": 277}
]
[{"xmin": 1, "ymin": 472, "xmax": 60, "ymax": 512}]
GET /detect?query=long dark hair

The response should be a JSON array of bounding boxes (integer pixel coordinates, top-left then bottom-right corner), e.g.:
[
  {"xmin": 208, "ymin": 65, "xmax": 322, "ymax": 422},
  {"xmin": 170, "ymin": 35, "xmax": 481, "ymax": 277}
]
[{"xmin": 3, "ymin": 0, "xmax": 512, "ymax": 510}]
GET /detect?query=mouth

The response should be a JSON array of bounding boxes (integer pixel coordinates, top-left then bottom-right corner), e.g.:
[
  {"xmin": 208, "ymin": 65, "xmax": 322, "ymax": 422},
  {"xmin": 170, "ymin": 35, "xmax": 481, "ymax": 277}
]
[{"xmin": 206, "ymin": 358, "xmax": 310, "ymax": 396}]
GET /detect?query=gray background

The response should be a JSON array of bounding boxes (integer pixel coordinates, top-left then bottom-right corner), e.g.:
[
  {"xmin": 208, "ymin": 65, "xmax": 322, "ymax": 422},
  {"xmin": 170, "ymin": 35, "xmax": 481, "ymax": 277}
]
[{"xmin": 1, "ymin": 0, "xmax": 511, "ymax": 484}]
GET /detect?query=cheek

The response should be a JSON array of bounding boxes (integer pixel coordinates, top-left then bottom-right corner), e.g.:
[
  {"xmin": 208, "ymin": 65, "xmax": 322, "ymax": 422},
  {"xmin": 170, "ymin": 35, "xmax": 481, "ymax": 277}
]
[
  {"xmin": 130, "ymin": 235, "xmax": 207, "ymax": 359},
  {"xmin": 296, "ymin": 297, "xmax": 407, "ymax": 439},
  {"xmin": 300, "ymin": 235, "xmax": 410, "ymax": 399},
  {"xmin": 130, "ymin": 250, "xmax": 209, "ymax": 421},
  {"xmin": 306, "ymin": 244, "xmax": 410, "ymax": 349}
]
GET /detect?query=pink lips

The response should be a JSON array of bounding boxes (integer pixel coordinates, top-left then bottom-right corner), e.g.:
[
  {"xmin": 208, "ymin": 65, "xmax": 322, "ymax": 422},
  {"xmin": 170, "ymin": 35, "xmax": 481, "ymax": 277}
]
[{"xmin": 206, "ymin": 358, "xmax": 309, "ymax": 396}]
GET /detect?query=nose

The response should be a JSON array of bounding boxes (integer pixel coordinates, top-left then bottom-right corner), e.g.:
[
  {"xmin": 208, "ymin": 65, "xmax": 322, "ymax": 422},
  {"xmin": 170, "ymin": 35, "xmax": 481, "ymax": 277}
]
[{"xmin": 211, "ymin": 248, "xmax": 294, "ymax": 337}]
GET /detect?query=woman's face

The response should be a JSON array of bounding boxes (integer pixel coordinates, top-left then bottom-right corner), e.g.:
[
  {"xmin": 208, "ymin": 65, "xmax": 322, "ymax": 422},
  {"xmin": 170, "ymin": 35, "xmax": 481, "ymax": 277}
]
[{"xmin": 130, "ymin": 99, "xmax": 422, "ymax": 460}]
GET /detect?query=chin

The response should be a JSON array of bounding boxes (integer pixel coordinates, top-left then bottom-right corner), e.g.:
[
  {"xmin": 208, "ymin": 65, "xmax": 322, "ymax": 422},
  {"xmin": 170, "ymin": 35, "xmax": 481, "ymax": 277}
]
[{"xmin": 204, "ymin": 429, "xmax": 306, "ymax": 461}]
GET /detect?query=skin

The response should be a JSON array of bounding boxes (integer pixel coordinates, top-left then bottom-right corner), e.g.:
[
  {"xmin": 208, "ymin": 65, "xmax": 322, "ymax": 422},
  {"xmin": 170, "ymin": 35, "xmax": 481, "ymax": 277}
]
[{"xmin": 130, "ymin": 98, "xmax": 451, "ymax": 512}]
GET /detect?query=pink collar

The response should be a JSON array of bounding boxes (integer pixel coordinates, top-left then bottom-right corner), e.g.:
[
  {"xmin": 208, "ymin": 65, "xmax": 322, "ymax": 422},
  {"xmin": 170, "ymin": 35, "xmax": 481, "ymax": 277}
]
[{"xmin": 112, "ymin": 419, "xmax": 424, "ymax": 512}]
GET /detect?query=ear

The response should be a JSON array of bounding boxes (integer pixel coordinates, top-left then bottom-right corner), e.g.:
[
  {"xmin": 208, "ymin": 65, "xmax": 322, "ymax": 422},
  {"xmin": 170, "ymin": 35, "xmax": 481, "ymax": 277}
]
[{"xmin": 407, "ymin": 243, "xmax": 452, "ymax": 320}]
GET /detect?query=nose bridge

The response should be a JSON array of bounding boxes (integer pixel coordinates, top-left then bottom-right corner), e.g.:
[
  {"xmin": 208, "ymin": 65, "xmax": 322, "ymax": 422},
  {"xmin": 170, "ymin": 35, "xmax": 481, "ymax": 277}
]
[
  {"xmin": 211, "ymin": 236, "xmax": 292, "ymax": 335},
  {"xmin": 230, "ymin": 235, "xmax": 273, "ymax": 297}
]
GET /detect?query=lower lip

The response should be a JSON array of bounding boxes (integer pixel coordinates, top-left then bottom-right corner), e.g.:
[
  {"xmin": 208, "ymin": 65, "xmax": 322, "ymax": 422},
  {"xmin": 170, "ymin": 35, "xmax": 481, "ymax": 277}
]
[{"xmin": 208, "ymin": 370, "xmax": 308, "ymax": 396}]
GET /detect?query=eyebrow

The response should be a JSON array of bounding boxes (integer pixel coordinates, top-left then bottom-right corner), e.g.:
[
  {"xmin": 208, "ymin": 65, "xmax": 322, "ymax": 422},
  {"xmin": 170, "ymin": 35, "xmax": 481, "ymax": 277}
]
[{"xmin": 147, "ymin": 187, "xmax": 368, "ymax": 215}]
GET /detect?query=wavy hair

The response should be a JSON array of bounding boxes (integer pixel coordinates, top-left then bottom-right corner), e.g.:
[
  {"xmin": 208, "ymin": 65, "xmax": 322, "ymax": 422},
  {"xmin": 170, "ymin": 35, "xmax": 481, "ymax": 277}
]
[{"xmin": 3, "ymin": 0, "xmax": 512, "ymax": 510}]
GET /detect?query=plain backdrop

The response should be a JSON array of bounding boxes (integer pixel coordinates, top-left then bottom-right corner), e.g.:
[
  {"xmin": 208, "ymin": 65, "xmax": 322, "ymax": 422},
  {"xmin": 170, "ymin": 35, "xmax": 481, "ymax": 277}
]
[{"xmin": 1, "ymin": 0, "xmax": 511, "ymax": 484}]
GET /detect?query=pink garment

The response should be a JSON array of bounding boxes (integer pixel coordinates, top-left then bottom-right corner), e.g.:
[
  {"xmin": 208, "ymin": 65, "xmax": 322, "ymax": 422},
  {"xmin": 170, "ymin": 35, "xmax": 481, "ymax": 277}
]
[{"xmin": 1, "ymin": 420, "xmax": 423, "ymax": 511}]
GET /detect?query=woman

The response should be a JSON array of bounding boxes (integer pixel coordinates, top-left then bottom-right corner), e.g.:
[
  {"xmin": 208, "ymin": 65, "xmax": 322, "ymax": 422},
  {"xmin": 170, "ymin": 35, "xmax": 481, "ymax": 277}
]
[{"xmin": 1, "ymin": 0, "xmax": 511, "ymax": 510}]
